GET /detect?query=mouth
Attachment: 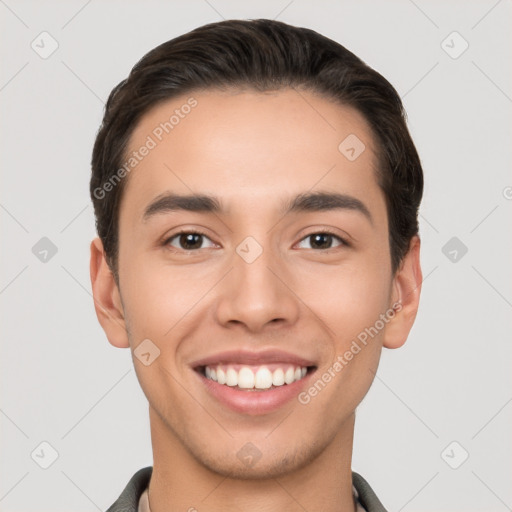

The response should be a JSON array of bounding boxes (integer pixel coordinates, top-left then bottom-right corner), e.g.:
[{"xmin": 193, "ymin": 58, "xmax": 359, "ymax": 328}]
[
  {"xmin": 191, "ymin": 350, "xmax": 318, "ymax": 415},
  {"xmin": 196, "ymin": 363, "xmax": 315, "ymax": 391}
]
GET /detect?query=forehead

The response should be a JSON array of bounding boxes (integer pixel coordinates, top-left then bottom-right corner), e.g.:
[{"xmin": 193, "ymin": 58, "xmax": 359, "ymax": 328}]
[{"xmin": 120, "ymin": 88, "xmax": 384, "ymax": 222}]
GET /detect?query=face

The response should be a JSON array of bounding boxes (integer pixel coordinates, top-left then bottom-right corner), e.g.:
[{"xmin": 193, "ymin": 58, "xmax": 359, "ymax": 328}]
[{"xmin": 91, "ymin": 87, "xmax": 421, "ymax": 479}]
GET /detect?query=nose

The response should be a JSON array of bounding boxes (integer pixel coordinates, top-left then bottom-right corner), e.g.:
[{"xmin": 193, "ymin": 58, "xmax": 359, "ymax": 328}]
[{"xmin": 214, "ymin": 242, "xmax": 300, "ymax": 333}]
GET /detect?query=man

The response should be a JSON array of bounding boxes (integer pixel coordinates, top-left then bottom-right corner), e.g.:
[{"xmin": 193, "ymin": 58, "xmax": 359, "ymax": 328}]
[{"xmin": 90, "ymin": 18, "xmax": 423, "ymax": 512}]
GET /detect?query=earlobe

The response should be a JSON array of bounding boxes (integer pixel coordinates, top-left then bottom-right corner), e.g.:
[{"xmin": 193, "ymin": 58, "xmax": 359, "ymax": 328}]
[
  {"xmin": 383, "ymin": 236, "xmax": 422, "ymax": 349},
  {"xmin": 89, "ymin": 237, "xmax": 130, "ymax": 349}
]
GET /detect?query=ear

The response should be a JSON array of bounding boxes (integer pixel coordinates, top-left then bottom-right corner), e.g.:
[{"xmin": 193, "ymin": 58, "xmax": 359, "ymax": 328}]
[
  {"xmin": 90, "ymin": 237, "xmax": 130, "ymax": 348},
  {"xmin": 383, "ymin": 235, "xmax": 422, "ymax": 349}
]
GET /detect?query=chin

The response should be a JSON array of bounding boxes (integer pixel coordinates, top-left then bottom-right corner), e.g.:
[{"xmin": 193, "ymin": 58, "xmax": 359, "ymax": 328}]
[{"xmin": 189, "ymin": 439, "xmax": 321, "ymax": 481}]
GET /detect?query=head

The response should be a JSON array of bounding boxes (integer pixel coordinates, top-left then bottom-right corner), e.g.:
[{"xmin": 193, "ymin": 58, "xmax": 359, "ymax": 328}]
[{"xmin": 90, "ymin": 19, "xmax": 423, "ymax": 479}]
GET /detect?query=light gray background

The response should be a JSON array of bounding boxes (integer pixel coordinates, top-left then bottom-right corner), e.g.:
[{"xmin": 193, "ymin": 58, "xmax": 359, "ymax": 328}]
[{"xmin": 1, "ymin": 1, "xmax": 511, "ymax": 511}]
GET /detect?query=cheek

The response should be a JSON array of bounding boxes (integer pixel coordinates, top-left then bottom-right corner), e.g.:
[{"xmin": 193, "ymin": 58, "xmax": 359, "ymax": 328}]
[
  {"xmin": 121, "ymin": 262, "xmax": 211, "ymax": 342},
  {"xmin": 295, "ymin": 259, "xmax": 392, "ymax": 344},
  {"xmin": 119, "ymin": 258, "xmax": 208, "ymax": 412},
  {"xmin": 296, "ymin": 265, "xmax": 390, "ymax": 417}
]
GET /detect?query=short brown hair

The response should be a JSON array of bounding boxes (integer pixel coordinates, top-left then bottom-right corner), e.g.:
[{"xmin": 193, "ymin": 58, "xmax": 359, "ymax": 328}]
[{"xmin": 91, "ymin": 18, "xmax": 423, "ymax": 280}]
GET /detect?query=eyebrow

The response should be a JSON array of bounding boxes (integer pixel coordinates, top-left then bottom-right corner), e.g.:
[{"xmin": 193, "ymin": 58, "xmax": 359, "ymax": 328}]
[{"xmin": 142, "ymin": 191, "xmax": 373, "ymax": 224}]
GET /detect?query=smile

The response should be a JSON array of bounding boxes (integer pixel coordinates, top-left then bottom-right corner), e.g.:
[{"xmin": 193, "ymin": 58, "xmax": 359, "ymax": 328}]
[
  {"xmin": 191, "ymin": 349, "xmax": 317, "ymax": 414},
  {"xmin": 203, "ymin": 364, "xmax": 309, "ymax": 390}
]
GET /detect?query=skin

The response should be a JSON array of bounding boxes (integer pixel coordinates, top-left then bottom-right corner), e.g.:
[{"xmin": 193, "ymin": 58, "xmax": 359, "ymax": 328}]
[{"xmin": 90, "ymin": 88, "xmax": 422, "ymax": 512}]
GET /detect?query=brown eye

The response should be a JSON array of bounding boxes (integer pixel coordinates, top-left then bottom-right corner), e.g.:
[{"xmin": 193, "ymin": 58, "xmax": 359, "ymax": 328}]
[
  {"xmin": 166, "ymin": 232, "xmax": 215, "ymax": 251},
  {"xmin": 297, "ymin": 232, "xmax": 347, "ymax": 250}
]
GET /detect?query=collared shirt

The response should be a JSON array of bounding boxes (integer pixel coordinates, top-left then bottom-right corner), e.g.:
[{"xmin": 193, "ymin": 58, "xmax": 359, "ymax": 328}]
[
  {"xmin": 106, "ymin": 466, "xmax": 387, "ymax": 512},
  {"xmin": 137, "ymin": 483, "xmax": 367, "ymax": 511}
]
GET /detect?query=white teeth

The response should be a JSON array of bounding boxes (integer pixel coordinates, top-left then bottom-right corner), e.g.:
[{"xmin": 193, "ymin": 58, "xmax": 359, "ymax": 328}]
[
  {"xmin": 284, "ymin": 367, "xmax": 295, "ymax": 385},
  {"xmin": 226, "ymin": 368, "xmax": 238, "ymax": 386},
  {"xmin": 272, "ymin": 368, "xmax": 285, "ymax": 386},
  {"xmin": 238, "ymin": 367, "xmax": 255, "ymax": 389},
  {"xmin": 217, "ymin": 367, "xmax": 226, "ymax": 385},
  {"xmin": 204, "ymin": 364, "xmax": 309, "ymax": 389},
  {"xmin": 255, "ymin": 367, "xmax": 273, "ymax": 389}
]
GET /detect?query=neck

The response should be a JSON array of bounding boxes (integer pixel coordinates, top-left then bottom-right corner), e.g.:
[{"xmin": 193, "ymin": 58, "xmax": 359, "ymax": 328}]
[{"xmin": 147, "ymin": 406, "xmax": 357, "ymax": 512}]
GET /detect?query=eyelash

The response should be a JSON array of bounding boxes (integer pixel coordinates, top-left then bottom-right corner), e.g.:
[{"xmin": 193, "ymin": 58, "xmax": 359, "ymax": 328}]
[
  {"xmin": 162, "ymin": 229, "xmax": 350, "ymax": 252},
  {"xmin": 296, "ymin": 229, "xmax": 350, "ymax": 250}
]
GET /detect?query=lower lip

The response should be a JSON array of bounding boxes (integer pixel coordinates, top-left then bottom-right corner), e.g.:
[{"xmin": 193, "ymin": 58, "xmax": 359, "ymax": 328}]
[{"xmin": 197, "ymin": 370, "xmax": 315, "ymax": 415}]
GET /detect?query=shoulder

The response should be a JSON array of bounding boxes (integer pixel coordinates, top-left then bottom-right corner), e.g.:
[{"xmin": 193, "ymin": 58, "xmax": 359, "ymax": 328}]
[
  {"xmin": 105, "ymin": 466, "xmax": 153, "ymax": 512},
  {"xmin": 352, "ymin": 471, "xmax": 388, "ymax": 512},
  {"xmin": 104, "ymin": 466, "xmax": 387, "ymax": 512}
]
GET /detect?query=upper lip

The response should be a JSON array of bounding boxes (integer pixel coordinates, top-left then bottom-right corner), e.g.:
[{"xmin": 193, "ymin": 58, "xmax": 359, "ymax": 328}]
[{"xmin": 191, "ymin": 349, "xmax": 317, "ymax": 369}]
